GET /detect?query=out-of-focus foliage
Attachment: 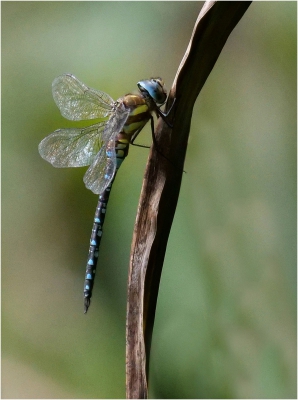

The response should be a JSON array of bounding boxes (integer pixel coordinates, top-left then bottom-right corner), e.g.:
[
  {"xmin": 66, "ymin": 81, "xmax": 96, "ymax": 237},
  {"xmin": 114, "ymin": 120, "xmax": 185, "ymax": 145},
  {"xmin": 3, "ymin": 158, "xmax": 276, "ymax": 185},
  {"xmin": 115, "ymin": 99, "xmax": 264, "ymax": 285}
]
[{"xmin": 2, "ymin": 2, "xmax": 296, "ymax": 398}]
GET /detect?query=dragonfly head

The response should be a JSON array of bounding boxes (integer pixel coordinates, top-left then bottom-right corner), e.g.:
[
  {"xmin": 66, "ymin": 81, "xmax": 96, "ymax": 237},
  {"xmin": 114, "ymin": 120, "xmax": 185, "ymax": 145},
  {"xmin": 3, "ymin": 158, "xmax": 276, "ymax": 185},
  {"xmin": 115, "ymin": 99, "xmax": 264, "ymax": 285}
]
[{"xmin": 137, "ymin": 78, "xmax": 167, "ymax": 106}]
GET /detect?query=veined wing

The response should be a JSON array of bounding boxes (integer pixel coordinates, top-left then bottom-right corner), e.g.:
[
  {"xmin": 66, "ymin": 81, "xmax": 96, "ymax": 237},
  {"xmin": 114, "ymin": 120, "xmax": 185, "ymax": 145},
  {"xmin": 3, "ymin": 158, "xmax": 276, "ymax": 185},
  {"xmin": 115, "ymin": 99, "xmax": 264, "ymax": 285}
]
[
  {"xmin": 83, "ymin": 104, "xmax": 130, "ymax": 194},
  {"xmin": 52, "ymin": 74, "xmax": 115, "ymax": 121},
  {"xmin": 38, "ymin": 122, "xmax": 106, "ymax": 168},
  {"xmin": 83, "ymin": 140, "xmax": 116, "ymax": 195},
  {"xmin": 102, "ymin": 101, "xmax": 130, "ymax": 141}
]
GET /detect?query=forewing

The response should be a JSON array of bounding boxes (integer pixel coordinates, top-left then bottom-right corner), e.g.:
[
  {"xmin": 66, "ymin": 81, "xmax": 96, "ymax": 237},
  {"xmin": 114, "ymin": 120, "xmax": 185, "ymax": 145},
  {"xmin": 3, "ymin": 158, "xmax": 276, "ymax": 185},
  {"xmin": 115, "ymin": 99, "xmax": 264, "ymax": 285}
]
[
  {"xmin": 52, "ymin": 74, "xmax": 115, "ymax": 121},
  {"xmin": 83, "ymin": 141, "xmax": 116, "ymax": 194},
  {"xmin": 38, "ymin": 123, "xmax": 105, "ymax": 167}
]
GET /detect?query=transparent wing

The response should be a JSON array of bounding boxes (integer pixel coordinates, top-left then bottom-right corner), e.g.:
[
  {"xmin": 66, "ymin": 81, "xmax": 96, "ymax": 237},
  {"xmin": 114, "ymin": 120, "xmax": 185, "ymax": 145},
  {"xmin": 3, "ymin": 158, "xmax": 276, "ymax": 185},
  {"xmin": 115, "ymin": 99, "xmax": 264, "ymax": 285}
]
[
  {"xmin": 38, "ymin": 122, "xmax": 106, "ymax": 167},
  {"xmin": 83, "ymin": 103, "xmax": 130, "ymax": 194},
  {"xmin": 102, "ymin": 101, "xmax": 130, "ymax": 141},
  {"xmin": 83, "ymin": 141, "xmax": 116, "ymax": 195},
  {"xmin": 52, "ymin": 74, "xmax": 115, "ymax": 121}
]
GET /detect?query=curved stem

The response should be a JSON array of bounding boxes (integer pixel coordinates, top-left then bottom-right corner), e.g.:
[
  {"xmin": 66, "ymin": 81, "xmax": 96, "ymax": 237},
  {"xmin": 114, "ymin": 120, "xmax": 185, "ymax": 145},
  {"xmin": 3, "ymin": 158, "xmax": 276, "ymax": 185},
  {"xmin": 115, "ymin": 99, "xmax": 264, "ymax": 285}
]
[{"xmin": 125, "ymin": 2, "xmax": 252, "ymax": 398}]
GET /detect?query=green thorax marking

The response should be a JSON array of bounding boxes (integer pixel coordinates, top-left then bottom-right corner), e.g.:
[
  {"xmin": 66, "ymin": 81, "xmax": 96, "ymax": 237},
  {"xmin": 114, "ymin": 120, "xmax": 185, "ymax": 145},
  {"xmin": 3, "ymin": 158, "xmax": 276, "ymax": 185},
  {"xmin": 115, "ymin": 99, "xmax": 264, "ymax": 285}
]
[{"xmin": 121, "ymin": 94, "xmax": 151, "ymax": 138}]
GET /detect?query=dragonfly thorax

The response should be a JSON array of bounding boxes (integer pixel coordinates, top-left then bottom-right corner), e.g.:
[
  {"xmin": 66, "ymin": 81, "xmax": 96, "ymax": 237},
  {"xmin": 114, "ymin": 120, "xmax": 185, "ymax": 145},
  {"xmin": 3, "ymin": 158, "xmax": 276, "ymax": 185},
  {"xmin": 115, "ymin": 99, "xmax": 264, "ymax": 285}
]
[
  {"xmin": 137, "ymin": 77, "xmax": 167, "ymax": 106},
  {"xmin": 121, "ymin": 94, "xmax": 151, "ymax": 138}
]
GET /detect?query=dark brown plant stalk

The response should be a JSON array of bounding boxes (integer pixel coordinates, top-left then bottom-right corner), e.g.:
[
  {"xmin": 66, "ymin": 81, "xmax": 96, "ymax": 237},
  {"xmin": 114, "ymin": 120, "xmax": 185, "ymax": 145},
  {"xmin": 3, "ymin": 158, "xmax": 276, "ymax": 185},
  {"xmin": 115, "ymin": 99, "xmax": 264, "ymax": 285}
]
[{"xmin": 125, "ymin": 2, "xmax": 252, "ymax": 398}]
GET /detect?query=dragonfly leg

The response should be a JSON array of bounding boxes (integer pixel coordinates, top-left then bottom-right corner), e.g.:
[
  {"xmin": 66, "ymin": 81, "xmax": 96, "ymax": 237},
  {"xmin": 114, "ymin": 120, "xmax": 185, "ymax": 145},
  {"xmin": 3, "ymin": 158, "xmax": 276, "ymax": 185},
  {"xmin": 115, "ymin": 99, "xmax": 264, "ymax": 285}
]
[
  {"xmin": 131, "ymin": 115, "xmax": 165, "ymax": 152},
  {"xmin": 149, "ymin": 114, "xmax": 159, "ymax": 150},
  {"xmin": 156, "ymin": 97, "xmax": 176, "ymax": 128},
  {"xmin": 130, "ymin": 127, "xmax": 150, "ymax": 149},
  {"xmin": 150, "ymin": 112, "xmax": 185, "ymax": 173}
]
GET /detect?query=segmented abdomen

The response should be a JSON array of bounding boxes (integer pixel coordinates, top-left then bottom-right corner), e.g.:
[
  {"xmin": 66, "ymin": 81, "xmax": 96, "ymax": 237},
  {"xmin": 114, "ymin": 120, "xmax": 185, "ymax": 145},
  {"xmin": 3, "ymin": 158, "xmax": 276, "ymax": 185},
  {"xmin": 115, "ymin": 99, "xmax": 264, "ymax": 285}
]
[{"xmin": 83, "ymin": 141, "xmax": 128, "ymax": 313}]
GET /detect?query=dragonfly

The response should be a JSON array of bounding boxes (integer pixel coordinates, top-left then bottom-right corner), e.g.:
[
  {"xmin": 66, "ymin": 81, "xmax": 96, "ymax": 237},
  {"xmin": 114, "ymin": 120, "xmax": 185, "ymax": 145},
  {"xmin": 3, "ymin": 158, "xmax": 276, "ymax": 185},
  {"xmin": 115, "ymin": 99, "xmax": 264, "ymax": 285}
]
[{"xmin": 38, "ymin": 73, "xmax": 173, "ymax": 313}]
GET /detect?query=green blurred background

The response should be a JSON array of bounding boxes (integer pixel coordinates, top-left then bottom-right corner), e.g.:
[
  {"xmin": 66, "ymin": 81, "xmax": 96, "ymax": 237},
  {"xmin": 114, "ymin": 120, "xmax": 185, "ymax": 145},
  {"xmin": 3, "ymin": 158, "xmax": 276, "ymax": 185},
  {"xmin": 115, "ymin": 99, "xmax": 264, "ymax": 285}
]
[{"xmin": 2, "ymin": 2, "xmax": 296, "ymax": 398}]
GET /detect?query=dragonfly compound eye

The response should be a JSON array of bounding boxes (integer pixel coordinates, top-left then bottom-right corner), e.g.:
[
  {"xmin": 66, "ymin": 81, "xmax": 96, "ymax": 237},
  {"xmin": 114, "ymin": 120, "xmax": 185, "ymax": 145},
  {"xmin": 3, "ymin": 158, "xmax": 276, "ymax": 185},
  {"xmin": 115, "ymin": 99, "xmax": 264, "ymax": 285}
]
[{"xmin": 137, "ymin": 78, "xmax": 167, "ymax": 106}]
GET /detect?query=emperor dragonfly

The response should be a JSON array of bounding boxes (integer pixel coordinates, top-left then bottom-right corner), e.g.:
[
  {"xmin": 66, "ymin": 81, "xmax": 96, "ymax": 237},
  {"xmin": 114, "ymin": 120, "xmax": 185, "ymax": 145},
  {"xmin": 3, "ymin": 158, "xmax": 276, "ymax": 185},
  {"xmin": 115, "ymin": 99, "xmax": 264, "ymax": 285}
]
[{"xmin": 38, "ymin": 73, "xmax": 172, "ymax": 313}]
